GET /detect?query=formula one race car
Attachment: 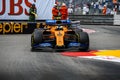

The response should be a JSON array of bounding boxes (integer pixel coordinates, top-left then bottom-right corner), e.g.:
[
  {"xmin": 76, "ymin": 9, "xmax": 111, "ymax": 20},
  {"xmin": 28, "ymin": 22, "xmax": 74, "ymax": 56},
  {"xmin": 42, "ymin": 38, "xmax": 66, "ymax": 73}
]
[{"xmin": 31, "ymin": 20, "xmax": 89, "ymax": 51}]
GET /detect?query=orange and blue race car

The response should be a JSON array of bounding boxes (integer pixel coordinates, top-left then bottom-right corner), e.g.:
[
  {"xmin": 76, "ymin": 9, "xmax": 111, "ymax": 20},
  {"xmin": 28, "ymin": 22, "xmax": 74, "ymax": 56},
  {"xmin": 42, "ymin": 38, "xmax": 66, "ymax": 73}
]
[{"xmin": 31, "ymin": 20, "xmax": 89, "ymax": 51}]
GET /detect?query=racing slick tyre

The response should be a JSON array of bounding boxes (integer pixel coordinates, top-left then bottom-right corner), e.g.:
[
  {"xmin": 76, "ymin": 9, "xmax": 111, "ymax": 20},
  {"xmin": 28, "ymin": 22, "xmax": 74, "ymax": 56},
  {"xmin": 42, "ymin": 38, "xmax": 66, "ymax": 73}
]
[
  {"xmin": 31, "ymin": 29, "xmax": 43, "ymax": 50},
  {"xmin": 77, "ymin": 32, "xmax": 89, "ymax": 51}
]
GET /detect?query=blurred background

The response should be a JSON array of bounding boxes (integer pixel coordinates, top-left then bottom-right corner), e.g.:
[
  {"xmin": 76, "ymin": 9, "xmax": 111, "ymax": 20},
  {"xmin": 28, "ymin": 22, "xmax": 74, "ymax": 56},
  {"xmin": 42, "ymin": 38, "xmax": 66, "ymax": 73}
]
[{"xmin": 56, "ymin": 0, "xmax": 120, "ymax": 15}]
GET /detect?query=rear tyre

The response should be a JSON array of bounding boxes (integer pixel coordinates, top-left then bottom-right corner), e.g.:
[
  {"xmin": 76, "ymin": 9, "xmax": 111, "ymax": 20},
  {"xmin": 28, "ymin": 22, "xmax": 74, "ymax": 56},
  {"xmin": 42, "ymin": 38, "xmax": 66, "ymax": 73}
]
[{"xmin": 77, "ymin": 32, "xmax": 89, "ymax": 51}]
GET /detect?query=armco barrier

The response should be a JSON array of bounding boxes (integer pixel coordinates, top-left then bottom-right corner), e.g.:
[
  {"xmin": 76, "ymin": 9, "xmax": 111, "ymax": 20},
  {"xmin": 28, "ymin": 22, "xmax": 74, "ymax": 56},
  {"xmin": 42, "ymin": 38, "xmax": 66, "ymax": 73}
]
[{"xmin": 69, "ymin": 15, "xmax": 114, "ymax": 25}]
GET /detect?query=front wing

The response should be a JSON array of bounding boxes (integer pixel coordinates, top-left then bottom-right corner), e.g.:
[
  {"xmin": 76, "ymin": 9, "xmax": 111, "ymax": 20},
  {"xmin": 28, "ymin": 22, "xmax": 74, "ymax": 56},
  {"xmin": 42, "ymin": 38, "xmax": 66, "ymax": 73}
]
[{"xmin": 32, "ymin": 42, "xmax": 88, "ymax": 50}]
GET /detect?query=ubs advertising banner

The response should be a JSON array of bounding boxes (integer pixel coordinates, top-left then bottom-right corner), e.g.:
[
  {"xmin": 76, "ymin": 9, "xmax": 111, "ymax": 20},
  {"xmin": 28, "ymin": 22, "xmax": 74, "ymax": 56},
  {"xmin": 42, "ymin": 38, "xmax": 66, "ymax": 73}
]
[{"xmin": 0, "ymin": 0, "xmax": 55, "ymax": 20}]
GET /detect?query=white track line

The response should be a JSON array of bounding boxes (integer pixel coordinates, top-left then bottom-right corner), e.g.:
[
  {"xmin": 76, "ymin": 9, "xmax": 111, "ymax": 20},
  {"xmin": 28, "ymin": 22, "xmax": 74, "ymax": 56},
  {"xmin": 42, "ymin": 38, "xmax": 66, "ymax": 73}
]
[{"xmin": 79, "ymin": 56, "xmax": 120, "ymax": 63}]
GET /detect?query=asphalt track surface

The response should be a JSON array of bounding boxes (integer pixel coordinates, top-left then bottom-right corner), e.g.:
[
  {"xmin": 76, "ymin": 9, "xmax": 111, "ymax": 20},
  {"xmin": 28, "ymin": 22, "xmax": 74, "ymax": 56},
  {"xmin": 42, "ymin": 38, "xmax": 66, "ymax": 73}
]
[{"xmin": 0, "ymin": 25, "xmax": 120, "ymax": 80}]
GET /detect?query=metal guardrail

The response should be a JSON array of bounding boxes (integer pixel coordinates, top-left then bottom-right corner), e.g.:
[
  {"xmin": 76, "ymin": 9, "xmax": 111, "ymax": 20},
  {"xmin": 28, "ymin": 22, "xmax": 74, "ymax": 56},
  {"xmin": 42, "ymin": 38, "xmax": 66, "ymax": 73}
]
[{"xmin": 69, "ymin": 15, "xmax": 114, "ymax": 25}]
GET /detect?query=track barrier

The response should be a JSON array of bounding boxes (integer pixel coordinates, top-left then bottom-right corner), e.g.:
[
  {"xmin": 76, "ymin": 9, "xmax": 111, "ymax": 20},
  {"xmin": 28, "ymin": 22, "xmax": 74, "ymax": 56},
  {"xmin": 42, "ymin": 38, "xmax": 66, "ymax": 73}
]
[
  {"xmin": 0, "ymin": 22, "xmax": 45, "ymax": 34},
  {"xmin": 0, "ymin": 15, "xmax": 115, "ymax": 34},
  {"xmin": 69, "ymin": 15, "xmax": 114, "ymax": 25}
]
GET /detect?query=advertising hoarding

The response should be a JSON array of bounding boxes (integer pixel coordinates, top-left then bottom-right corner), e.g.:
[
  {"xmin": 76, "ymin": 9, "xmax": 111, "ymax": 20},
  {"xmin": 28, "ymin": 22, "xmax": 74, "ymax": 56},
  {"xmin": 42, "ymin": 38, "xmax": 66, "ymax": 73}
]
[{"xmin": 0, "ymin": 0, "xmax": 55, "ymax": 20}]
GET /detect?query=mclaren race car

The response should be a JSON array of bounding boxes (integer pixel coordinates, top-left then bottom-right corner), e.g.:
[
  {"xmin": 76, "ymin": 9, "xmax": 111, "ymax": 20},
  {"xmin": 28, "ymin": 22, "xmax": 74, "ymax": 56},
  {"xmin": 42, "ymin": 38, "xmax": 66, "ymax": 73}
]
[{"xmin": 31, "ymin": 20, "xmax": 89, "ymax": 51}]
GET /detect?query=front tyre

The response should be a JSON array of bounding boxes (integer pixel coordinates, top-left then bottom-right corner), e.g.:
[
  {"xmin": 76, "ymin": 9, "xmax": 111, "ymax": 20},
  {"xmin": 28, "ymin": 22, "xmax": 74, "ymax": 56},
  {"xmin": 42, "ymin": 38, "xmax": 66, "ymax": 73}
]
[
  {"xmin": 31, "ymin": 29, "xmax": 43, "ymax": 50},
  {"xmin": 77, "ymin": 32, "xmax": 89, "ymax": 51}
]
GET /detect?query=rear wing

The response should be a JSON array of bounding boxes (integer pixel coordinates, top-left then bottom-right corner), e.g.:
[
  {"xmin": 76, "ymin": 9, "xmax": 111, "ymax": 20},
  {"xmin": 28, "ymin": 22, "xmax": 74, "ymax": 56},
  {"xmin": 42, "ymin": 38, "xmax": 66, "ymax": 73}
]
[{"xmin": 45, "ymin": 20, "xmax": 71, "ymax": 25}]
